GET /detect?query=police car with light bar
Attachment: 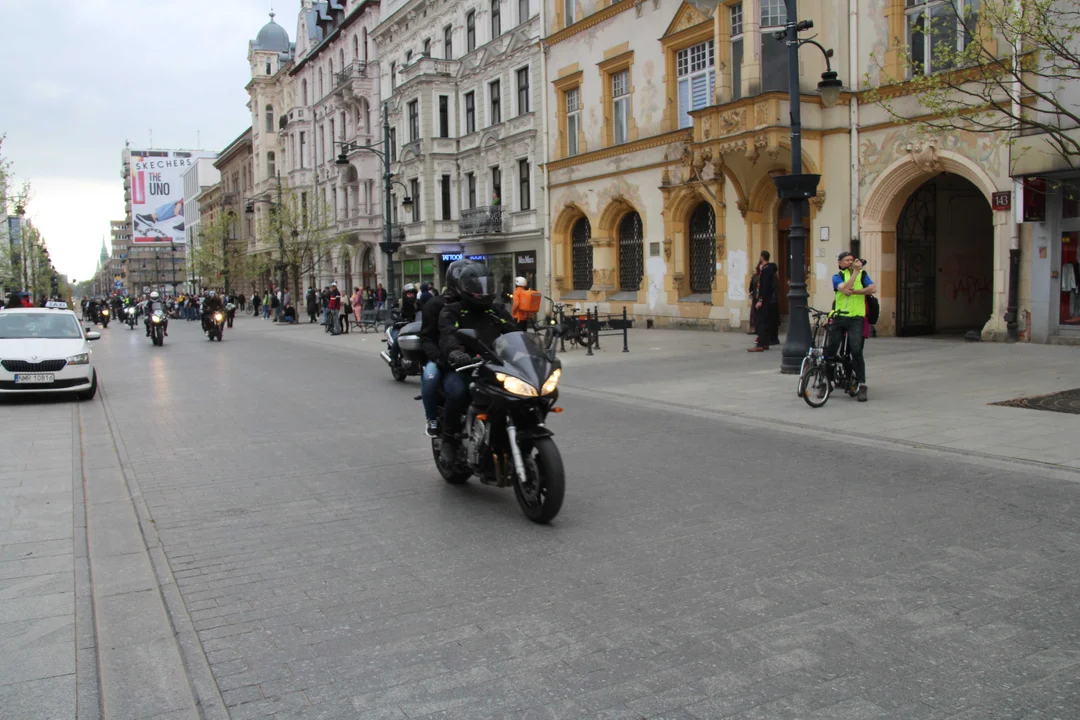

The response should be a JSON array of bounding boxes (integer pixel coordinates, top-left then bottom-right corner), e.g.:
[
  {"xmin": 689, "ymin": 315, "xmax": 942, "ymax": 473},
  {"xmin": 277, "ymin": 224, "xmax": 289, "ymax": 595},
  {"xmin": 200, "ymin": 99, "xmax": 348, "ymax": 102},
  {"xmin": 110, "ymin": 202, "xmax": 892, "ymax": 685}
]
[{"xmin": 0, "ymin": 302, "xmax": 101, "ymax": 399}]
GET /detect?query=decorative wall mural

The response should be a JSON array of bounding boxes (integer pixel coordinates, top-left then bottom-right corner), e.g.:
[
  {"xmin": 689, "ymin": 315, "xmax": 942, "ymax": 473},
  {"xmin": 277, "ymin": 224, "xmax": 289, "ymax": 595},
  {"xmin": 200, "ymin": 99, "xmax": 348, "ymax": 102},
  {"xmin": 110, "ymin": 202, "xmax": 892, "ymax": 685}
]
[{"xmin": 859, "ymin": 127, "xmax": 1006, "ymax": 193}]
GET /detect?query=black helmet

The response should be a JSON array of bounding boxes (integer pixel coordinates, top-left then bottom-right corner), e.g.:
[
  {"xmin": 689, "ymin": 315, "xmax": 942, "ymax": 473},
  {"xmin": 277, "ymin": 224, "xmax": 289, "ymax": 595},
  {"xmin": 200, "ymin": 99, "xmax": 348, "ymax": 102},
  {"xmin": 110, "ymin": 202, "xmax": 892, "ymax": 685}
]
[
  {"xmin": 457, "ymin": 262, "xmax": 497, "ymax": 310},
  {"xmin": 444, "ymin": 259, "xmax": 471, "ymax": 298}
]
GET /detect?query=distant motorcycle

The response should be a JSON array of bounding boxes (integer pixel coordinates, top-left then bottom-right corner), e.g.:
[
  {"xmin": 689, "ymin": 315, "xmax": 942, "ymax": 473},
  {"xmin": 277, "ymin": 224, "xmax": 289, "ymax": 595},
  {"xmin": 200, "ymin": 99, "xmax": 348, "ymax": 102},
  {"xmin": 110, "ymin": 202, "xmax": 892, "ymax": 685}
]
[
  {"xmin": 205, "ymin": 312, "xmax": 225, "ymax": 342},
  {"xmin": 380, "ymin": 319, "xmax": 423, "ymax": 382},
  {"xmin": 125, "ymin": 306, "xmax": 137, "ymax": 330},
  {"xmin": 99, "ymin": 308, "xmax": 111, "ymax": 328},
  {"xmin": 149, "ymin": 310, "xmax": 167, "ymax": 346}
]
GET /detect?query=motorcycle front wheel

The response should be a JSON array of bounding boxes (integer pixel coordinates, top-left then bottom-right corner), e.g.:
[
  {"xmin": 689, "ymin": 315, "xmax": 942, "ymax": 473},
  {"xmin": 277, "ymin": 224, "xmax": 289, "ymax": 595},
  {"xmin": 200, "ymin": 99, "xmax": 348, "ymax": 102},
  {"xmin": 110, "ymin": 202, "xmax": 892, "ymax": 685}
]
[
  {"xmin": 514, "ymin": 437, "xmax": 565, "ymax": 524},
  {"xmin": 391, "ymin": 360, "xmax": 408, "ymax": 382},
  {"xmin": 801, "ymin": 367, "xmax": 831, "ymax": 408}
]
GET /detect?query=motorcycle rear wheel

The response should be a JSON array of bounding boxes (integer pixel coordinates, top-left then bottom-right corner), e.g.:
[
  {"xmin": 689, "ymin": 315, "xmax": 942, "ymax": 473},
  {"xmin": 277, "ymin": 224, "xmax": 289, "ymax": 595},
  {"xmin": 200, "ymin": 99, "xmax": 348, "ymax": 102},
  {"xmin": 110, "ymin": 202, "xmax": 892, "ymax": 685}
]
[
  {"xmin": 432, "ymin": 436, "xmax": 471, "ymax": 485},
  {"xmin": 391, "ymin": 362, "xmax": 408, "ymax": 382},
  {"xmin": 514, "ymin": 437, "xmax": 565, "ymax": 524}
]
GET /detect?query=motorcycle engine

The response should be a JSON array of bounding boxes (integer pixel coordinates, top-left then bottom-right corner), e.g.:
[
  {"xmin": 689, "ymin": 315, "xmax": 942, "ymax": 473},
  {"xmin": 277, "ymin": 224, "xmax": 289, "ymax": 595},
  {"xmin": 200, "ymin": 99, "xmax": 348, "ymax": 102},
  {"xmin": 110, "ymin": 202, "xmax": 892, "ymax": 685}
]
[{"xmin": 467, "ymin": 416, "xmax": 489, "ymax": 468}]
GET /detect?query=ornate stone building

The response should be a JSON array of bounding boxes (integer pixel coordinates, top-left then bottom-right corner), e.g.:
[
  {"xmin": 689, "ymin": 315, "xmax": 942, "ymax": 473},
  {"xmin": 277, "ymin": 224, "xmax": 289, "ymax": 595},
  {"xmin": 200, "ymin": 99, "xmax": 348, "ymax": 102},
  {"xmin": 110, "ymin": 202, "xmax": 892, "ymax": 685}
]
[
  {"xmin": 375, "ymin": 0, "xmax": 545, "ymax": 297},
  {"xmin": 545, "ymin": 0, "xmax": 1017, "ymax": 340}
]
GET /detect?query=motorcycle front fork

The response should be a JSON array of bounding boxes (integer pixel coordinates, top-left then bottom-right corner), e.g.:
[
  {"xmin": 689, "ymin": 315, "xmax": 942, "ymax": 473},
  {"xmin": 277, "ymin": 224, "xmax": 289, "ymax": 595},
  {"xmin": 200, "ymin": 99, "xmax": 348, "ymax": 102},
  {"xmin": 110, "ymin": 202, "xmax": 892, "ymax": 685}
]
[{"xmin": 505, "ymin": 422, "xmax": 528, "ymax": 481}]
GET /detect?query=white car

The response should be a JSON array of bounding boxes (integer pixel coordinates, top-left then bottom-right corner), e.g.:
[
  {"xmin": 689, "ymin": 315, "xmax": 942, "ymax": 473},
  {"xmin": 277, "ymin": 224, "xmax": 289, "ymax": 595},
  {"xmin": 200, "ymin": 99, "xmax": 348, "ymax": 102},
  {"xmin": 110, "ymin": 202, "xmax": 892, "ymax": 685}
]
[{"xmin": 0, "ymin": 305, "xmax": 100, "ymax": 400}]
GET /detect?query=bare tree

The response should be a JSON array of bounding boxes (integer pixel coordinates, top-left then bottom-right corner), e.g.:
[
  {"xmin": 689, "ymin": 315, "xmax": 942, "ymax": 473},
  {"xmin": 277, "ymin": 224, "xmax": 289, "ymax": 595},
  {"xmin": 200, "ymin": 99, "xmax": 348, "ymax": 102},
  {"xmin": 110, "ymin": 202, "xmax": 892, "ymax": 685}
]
[
  {"xmin": 254, "ymin": 186, "xmax": 339, "ymax": 296},
  {"xmin": 870, "ymin": 0, "xmax": 1080, "ymax": 167}
]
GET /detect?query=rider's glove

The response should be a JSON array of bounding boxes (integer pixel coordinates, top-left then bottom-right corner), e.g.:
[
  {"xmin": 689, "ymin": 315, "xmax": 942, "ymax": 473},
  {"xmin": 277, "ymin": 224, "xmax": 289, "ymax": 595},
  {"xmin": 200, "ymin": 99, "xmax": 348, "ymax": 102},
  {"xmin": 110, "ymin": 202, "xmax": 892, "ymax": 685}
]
[{"xmin": 449, "ymin": 350, "xmax": 473, "ymax": 368}]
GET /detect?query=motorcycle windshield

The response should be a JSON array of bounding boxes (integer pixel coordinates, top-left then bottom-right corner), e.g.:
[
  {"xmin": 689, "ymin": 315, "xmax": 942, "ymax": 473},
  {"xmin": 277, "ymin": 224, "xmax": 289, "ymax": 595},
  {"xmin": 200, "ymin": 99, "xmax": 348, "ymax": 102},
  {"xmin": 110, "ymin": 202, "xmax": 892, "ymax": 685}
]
[{"xmin": 492, "ymin": 331, "xmax": 556, "ymax": 390}]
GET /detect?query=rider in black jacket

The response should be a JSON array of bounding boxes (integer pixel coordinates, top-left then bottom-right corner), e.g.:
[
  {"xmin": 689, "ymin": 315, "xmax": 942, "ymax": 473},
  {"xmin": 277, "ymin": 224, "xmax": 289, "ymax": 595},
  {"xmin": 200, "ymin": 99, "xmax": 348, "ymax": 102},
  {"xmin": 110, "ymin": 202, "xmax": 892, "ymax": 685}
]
[
  {"xmin": 419, "ymin": 260, "xmax": 468, "ymax": 437},
  {"xmin": 201, "ymin": 291, "xmax": 225, "ymax": 331},
  {"xmin": 436, "ymin": 262, "xmax": 514, "ymax": 465}
]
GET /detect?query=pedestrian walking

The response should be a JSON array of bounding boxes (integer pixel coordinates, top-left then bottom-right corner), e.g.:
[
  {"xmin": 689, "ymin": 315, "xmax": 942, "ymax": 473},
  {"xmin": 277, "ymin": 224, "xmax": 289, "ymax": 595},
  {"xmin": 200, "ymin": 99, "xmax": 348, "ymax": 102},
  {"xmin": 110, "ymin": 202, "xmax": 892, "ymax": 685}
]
[
  {"xmin": 749, "ymin": 251, "xmax": 780, "ymax": 352},
  {"xmin": 340, "ymin": 293, "xmax": 352, "ymax": 334},
  {"xmin": 306, "ymin": 288, "xmax": 319, "ymax": 323},
  {"xmin": 327, "ymin": 282, "xmax": 342, "ymax": 335}
]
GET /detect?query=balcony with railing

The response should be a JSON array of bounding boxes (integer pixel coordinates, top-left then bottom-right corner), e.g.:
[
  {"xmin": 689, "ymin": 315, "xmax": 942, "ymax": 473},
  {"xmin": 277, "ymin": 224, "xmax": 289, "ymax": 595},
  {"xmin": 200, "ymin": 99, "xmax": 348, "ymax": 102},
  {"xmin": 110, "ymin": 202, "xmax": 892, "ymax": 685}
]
[
  {"xmin": 460, "ymin": 206, "xmax": 504, "ymax": 236},
  {"xmin": 334, "ymin": 60, "xmax": 377, "ymax": 101},
  {"xmin": 398, "ymin": 56, "xmax": 460, "ymax": 86}
]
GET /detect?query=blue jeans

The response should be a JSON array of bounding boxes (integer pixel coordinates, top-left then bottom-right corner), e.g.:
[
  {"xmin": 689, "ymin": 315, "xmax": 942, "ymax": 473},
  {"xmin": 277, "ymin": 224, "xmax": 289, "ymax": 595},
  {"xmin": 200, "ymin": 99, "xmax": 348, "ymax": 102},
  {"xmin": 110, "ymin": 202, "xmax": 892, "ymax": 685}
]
[
  {"xmin": 421, "ymin": 362, "xmax": 441, "ymax": 422},
  {"xmin": 442, "ymin": 370, "xmax": 470, "ymax": 433}
]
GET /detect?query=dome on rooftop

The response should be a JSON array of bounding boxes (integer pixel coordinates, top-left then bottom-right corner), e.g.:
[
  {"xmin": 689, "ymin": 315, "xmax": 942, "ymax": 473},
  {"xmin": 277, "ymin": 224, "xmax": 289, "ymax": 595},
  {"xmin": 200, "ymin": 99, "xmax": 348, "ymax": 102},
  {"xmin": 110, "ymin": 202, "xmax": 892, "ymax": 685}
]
[{"xmin": 254, "ymin": 13, "xmax": 291, "ymax": 53}]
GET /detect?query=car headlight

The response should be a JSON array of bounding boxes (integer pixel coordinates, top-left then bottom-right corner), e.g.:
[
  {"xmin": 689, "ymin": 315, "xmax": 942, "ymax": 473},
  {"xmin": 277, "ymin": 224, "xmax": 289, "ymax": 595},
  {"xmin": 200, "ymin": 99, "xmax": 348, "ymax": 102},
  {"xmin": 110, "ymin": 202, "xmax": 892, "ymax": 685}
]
[
  {"xmin": 67, "ymin": 353, "xmax": 90, "ymax": 365},
  {"xmin": 214, "ymin": 313, "xmax": 224, "ymax": 321},
  {"xmin": 496, "ymin": 372, "xmax": 538, "ymax": 397},
  {"xmin": 541, "ymin": 368, "xmax": 561, "ymax": 395}
]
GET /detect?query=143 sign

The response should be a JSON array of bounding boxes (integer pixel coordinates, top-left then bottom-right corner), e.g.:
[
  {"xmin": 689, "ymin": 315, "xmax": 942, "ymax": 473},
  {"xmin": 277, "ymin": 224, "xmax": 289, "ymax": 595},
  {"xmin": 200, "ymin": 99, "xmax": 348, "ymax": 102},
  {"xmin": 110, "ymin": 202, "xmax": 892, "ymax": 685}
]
[{"xmin": 992, "ymin": 191, "xmax": 1012, "ymax": 211}]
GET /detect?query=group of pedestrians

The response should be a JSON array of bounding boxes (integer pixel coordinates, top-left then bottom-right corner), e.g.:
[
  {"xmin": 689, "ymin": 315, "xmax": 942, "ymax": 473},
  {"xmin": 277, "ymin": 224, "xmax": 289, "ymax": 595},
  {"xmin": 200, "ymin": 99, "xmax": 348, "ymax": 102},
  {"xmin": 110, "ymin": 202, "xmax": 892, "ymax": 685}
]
[{"xmin": 302, "ymin": 282, "xmax": 390, "ymax": 335}]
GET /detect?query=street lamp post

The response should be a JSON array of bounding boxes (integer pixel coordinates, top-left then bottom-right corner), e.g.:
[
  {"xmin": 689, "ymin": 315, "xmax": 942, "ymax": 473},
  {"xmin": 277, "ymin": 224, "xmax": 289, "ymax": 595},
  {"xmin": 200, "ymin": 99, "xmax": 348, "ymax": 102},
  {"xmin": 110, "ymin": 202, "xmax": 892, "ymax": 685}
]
[
  {"xmin": 773, "ymin": 0, "xmax": 843, "ymax": 374},
  {"xmin": 335, "ymin": 104, "xmax": 412, "ymax": 309}
]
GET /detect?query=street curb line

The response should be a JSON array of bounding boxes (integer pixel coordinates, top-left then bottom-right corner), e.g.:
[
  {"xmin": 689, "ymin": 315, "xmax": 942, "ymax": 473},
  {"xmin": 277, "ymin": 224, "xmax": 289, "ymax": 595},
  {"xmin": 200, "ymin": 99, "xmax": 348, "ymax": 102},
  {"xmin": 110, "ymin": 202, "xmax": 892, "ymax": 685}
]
[
  {"xmin": 96, "ymin": 383, "xmax": 230, "ymax": 720},
  {"xmin": 72, "ymin": 404, "xmax": 102, "ymax": 720},
  {"xmin": 566, "ymin": 383, "xmax": 1080, "ymax": 483}
]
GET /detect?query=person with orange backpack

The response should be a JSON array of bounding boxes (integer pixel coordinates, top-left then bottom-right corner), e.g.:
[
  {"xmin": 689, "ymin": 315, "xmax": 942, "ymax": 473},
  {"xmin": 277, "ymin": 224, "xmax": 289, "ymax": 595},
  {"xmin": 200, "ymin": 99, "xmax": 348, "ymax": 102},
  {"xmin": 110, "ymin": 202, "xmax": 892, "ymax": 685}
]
[{"xmin": 511, "ymin": 277, "xmax": 540, "ymax": 331}]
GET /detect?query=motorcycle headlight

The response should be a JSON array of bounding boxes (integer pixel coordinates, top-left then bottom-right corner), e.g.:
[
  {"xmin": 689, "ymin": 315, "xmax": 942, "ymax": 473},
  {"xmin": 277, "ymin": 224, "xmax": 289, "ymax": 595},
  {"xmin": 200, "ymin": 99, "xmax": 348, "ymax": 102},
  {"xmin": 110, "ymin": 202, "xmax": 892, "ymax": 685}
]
[
  {"xmin": 67, "ymin": 353, "xmax": 90, "ymax": 365},
  {"xmin": 541, "ymin": 368, "xmax": 561, "ymax": 396},
  {"xmin": 151, "ymin": 315, "xmax": 162, "ymax": 323},
  {"xmin": 214, "ymin": 313, "xmax": 224, "ymax": 321},
  {"xmin": 101, "ymin": 309, "xmax": 109, "ymax": 316},
  {"xmin": 496, "ymin": 372, "xmax": 538, "ymax": 398}
]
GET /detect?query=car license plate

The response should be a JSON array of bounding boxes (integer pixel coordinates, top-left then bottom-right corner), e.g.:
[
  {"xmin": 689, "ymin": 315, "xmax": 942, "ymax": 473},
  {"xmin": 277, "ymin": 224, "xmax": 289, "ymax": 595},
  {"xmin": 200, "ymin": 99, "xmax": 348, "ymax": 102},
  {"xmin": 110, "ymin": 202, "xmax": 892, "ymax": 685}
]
[{"xmin": 14, "ymin": 374, "xmax": 55, "ymax": 384}]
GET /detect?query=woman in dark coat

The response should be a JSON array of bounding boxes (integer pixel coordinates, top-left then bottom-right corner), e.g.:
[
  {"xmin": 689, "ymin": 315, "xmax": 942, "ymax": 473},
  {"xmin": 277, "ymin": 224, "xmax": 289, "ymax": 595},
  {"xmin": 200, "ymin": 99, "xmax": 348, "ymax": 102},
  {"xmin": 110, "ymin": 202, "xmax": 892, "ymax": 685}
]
[{"xmin": 306, "ymin": 288, "xmax": 319, "ymax": 323}]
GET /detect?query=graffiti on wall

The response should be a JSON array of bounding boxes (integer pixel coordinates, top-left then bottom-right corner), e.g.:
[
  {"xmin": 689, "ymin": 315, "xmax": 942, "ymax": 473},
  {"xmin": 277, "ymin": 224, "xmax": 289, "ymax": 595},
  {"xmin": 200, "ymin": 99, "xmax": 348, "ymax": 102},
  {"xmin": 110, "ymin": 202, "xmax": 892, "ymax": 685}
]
[{"xmin": 942, "ymin": 253, "xmax": 992, "ymax": 304}]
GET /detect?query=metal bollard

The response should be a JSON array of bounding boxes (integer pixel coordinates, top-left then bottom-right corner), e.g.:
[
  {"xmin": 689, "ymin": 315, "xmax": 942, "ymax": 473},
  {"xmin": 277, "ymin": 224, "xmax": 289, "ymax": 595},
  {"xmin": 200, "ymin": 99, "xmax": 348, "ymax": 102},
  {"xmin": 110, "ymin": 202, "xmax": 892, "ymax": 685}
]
[
  {"xmin": 592, "ymin": 305, "xmax": 601, "ymax": 350},
  {"xmin": 622, "ymin": 306, "xmax": 629, "ymax": 352}
]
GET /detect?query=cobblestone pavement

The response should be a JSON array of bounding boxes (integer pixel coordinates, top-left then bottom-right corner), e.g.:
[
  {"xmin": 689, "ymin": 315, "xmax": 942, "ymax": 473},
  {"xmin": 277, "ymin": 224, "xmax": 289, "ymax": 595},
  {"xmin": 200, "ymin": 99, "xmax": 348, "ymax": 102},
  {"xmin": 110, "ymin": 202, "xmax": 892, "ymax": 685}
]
[{"xmin": 8, "ymin": 315, "xmax": 1080, "ymax": 719}]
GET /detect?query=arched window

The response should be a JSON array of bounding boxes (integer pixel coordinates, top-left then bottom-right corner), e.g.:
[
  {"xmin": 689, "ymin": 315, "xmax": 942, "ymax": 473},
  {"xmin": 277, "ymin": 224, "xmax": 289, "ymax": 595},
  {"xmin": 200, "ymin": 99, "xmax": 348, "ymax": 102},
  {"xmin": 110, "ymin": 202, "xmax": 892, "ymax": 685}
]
[
  {"xmin": 329, "ymin": 58, "xmax": 334, "ymax": 80},
  {"xmin": 339, "ymin": 48, "xmax": 345, "ymax": 71},
  {"xmin": 318, "ymin": 68, "xmax": 324, "ymax": 97},
  {"xmin": 264, "ymin": 104, "xmax": 274, "ymax": 133},
  {"xmin": 688, "ymin": 202, "xmax": 716, "ymax": 293},
  {"xmin": 423, "ymin": 38, "xmax": 431, "ymax": 56},
  {"xmin": 361, "ymin": 28, "xmax": 368, "ymax": 62},
  {"xmin": 353, "ymin": 35, "xmax": 359, "ymax": 60},
  {"xmin": 571, "ymin": 217, "xmax": 593, "ymax": 291},
  {"xmin": 406, "ymin": 49, "xmax": 413, "ymax": 64},
  {"xmin": 618, "ymin": 211, "xmax": 644, "ymax": 292},
  {"xmin": 302, "ymin": 79, "xmax": 308, "ymax": 105}
]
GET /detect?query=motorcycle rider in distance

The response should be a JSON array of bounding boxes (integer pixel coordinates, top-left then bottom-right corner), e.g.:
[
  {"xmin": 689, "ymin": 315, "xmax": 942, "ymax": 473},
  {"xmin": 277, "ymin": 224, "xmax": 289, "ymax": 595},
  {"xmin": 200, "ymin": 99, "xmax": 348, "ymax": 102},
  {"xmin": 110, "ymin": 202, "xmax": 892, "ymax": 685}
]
[
  {"xmin": 400, "ymin": 284, "xmax": 419, "ymax": 323},
  {"xmin": 201, "ymin": 290, "xmax": 225, "ymax": 332},
  {"xmin": 419, "ymin": 261, "xmax": 469, "ymax": 438},
  {"xmin": 436, "ymin": 262, "xmax": 515, "ymax": 465},
  {"xmin": 144, "ymin": 291, "xmax": 167, "ymax": 336}
]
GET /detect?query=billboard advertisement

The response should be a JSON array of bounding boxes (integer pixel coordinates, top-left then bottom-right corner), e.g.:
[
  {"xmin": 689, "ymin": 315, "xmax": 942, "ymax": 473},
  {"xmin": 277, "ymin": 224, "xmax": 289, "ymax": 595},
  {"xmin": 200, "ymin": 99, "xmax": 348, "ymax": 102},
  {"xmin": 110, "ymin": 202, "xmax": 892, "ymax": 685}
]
[{"xmin": 129, "ymin": 149, "xmax": 216, "ymax": 244}]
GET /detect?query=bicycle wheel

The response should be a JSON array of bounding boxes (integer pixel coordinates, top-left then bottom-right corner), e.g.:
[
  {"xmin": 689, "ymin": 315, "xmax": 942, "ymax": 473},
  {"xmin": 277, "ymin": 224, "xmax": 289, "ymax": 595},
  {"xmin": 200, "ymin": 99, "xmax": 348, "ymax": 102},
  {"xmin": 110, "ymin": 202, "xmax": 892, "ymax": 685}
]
[
  {"xmin": 801, "ymin": 367, "xmax": 831, "ymax": 408},
  {"xmin": 796, "ymin": 356, "xmax": 811, "ymax": 398}
]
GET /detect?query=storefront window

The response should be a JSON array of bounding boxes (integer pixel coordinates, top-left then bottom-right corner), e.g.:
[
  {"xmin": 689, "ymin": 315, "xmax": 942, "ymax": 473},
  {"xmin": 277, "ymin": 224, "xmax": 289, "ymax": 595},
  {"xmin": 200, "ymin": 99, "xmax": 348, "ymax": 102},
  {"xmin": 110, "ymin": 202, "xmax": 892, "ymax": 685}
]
[
  {"xmin": 484, "ymin": 253, "xmax": 516, "ymax": 309},
  {"xmin": 1061, "ymin": 232, "xmax": 1080, "ymax": 325},
  {"xmin": 402, "ymin": 258, "xmax": 437, "ymax": 289}
]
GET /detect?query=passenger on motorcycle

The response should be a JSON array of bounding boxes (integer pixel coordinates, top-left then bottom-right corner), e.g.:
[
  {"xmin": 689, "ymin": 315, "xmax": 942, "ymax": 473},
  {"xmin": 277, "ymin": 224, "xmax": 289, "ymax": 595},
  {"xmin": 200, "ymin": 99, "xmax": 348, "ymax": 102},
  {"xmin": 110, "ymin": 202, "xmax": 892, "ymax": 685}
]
[
  {"xmin": 419, "ymin": 261, "xmax": 469, "ymax": 437},
  {"xmin": 201, "ymin": 291, "xmax": 225, "ymax": 331},
  {"xmin": 144, "ymin": 291, "xmax": 168, "ymax": 336},
  {"xmin": 436, "ymin": 262, "xmax": 515, "ymax": 465},
  {"xmin": 400, "ymin": 284, "xmax": 419, "ymax": 323},
  {"xmin": 828, "ymin": 251, "xmax": 876, "ymax": 403}
]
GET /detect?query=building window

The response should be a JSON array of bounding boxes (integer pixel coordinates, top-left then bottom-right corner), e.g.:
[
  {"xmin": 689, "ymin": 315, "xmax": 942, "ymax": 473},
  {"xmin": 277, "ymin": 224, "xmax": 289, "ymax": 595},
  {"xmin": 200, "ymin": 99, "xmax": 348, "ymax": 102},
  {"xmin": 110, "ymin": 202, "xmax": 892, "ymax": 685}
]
[
  {"xmin": 731, "ymin": 3, "xmax": 743, "ymax": 100},
  {"xmin": 688, "ymin": 202, "xmax": 716, "ymax": 293},
  {"xmin": 465, "ymin": 91, "xmax": 476, "ymax": 133},
  {"xmin": 319, "ymin": 125, "xmax": 326, "ymax": 165},
  {"xmin": 339, "ymin": 48, "xmax": 345, "ymax": 72},
  {"xmin": 302, "ymin": 79, "xmax": 308, "ymax": 105},
  {"xmin": 423, "ymin": 38, "xmax": 431, "ymax": 56},
  {"xmin": 406, "ymin": 49, "xmax": 413, "ymax": 64},
  {"xmin": 389, "ymin": 127, "xmax": 397, "ymax": 160},
  {"xmin": 761, "ymin": 0, "xmax": 788, "ymax": 91},
  {"xmin": 444, "ymin": 25, "xmax": 453, "ymax": 58},
  {"xmin": 265, "ymin": 105, "xmax": 274, "ymax": 133},
  {"xmin": 390, "ymin": 61, "xmax": 396, "ymax": 89},
  {"xmin": 566, "ymin": 87, "xmax": 581, "ymax": 156},
  {"xmin": 906, "ymin": 0, "xmax": 980, "ymax": 76},
  {"xmin": 564, "ymin": 0, "xmax": 576, "ymax": 27},
  {"xmin": 362, "ymin": 27, "xmax": 368, "ymax": 61},
  {"xmin": 441, "ymin": 175, "xmax": 452, "ymax": 220},
  {"xmin": 612, "ymin": 70, "xmax": 630, "ymax": 145},
  {"xmin": 572, "ymin": 217, "xmax": 592, "ymax": 291},
  {"xmin": 516, "ymin": 67, "xmax": 530, "ymax": 115},
  {"xmin": 439, "ymin": 95, "xmax": 450, "ymax": 137},
  {"xmin": 408, "ymin": 100, "xmax": 419, "ymax": 142},
  {"xmin": 410, "ymin": 178, "xmax": 421, "ymax": 222},
  {"xmin": 299, "ymin": 131, "xmax": 307, "ymax": 168},
  {"xmin": 492, "ymin": 0, "xmax": 501, "ymax": 38},
  {"xmin": 267, "ymin": 151, "xmax": 276, "ymax": 177},
  {"xmin": 677, "ymin": 40, "xmax": 715, "ymax": 129},
  {"xmin": 519, "ymin": 0, "xmax": 530, "ymax": 24},
  {"xmin": 467, "ymin": 172, "xmax": 476, "ymax": 209},
  {"xmin": 329, "ymin": 119, "xmax": 335, "ymax": 149},
  {"xmin": 301, "ymin": 192, "xmax": 309, "ymax": 228},
  {"xmin": 518, "ymin": 159, "xmax": 530, "ymax": 211},
  {"xmin": 618, "ymin": 212, "xmax": 643, "ymax": 292},
  {"xmin": 266, "ymin": 61, "xmax": 272, "ymax": 75},
  {"xmin": 319, "ymin": 68, "xmax": 325, "ymax": 97},
  {"xmin": 467, "ymin": 11, "xmax": 476, "ymax": 52},
  {"xmin": 353, "ymin": 34, "xmax": 359, "ymax": 60},
  {"xmin": 489, "ymin": 80, "xmax": 501, "ymax": 125},
  {"xmin": 491, "ymin": 166, "xmax": 501, "ymax": 205}
]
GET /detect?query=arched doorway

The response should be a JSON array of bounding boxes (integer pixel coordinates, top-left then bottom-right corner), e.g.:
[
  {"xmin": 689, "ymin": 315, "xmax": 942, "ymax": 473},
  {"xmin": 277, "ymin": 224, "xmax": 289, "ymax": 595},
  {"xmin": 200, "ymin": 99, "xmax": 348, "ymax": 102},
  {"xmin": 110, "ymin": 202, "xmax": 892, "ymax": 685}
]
[
  {"xmin": 571, "ymin": 217, "xmax": 593, "ymax": 291},
  {"xmin": 775, "ymin": 200, "xmax": 810, "ymax": 315},
  {"xmin": 361, "ymin": 245, "xmax": 377, "ymax": 290},
  {"xmin": 688, "ymin": 203, "xmax": 716, "ymax": 294},
  {"xmin": 340, "ymin": 246, "xmax": 353, "ymax": 291},
  {"xmin": 895, "ymin": 173, "xmax": 993, "ymax": 335},
  {"xmin": 618, "ymin": 212, "xmax": 643, "ymax": 293}
]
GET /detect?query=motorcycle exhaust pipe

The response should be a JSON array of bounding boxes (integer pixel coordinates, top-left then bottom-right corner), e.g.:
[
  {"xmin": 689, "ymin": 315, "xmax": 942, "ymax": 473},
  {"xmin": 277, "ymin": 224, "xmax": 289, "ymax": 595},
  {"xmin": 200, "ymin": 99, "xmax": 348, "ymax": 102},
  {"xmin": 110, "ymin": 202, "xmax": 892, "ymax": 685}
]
[{"xmin": 379, "ymin": 351, "xmax": 393, "ymax": 366}]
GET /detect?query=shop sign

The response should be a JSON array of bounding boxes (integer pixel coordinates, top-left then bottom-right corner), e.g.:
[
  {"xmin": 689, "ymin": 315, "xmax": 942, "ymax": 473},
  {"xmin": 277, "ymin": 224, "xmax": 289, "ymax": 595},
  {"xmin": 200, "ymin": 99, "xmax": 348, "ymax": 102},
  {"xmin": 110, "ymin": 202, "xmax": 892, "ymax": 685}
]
[{"xmin": 441, "ymin": 253, "xmax": 489, "ymax": 262}]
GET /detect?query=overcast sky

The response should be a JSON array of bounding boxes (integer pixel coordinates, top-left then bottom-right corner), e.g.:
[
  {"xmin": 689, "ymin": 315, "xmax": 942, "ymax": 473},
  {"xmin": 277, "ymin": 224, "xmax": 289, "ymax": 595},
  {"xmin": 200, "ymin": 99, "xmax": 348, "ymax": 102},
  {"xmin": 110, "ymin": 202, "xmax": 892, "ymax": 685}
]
[{"xmin": 2, "ymin": 0, "xmax": 285, "ymax": 282}]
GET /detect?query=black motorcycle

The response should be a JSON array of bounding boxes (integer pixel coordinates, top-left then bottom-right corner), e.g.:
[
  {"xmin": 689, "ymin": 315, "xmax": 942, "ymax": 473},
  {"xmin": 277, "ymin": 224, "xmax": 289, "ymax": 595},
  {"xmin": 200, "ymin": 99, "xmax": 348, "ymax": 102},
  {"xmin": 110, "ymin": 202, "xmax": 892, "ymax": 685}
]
[
  {"xmin": 124, "ymin": 306, "xmax": 137, "ymax": 330},
  {"xmin": 149, "ymin": 310, "xmax": 167, "ymax": 346},
  {"xmin": 380, "ymin": 319, "xmax": 423, "ymax": 382},
  {"xmin": 205, "ymin": 311, "xmax": 225, "ymax": 341},
  {"xmin": 99, "ymin": 308, "xmax": 111, "ymax": 328},
  {"xmin": 433, "ymin": 329, "xmax": 565, "ymax": 524}
]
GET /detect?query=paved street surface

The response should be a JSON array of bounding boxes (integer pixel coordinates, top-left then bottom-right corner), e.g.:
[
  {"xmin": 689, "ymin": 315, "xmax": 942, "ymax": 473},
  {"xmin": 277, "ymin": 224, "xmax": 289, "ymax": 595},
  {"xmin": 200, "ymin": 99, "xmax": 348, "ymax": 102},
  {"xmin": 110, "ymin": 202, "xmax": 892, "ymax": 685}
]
[{"xmin": 2, "ymin": 314, "xmax": 1080, "ymax": 719}]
